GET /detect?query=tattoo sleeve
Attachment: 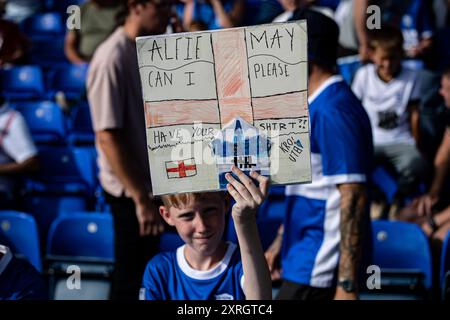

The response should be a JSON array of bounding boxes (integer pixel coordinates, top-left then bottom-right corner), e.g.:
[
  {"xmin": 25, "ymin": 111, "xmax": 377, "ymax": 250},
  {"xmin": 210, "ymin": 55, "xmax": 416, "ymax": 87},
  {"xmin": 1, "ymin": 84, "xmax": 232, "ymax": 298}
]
[{"xmin": 337, "ymin": 183, "xmax": 368, "ymax": 285}]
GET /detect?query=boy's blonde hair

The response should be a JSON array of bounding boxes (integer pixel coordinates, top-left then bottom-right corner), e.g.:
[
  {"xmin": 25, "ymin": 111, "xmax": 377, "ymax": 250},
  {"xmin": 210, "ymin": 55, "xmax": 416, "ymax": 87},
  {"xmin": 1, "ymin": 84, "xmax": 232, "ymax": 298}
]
[
  {"xmin": 161, "ymin": 191, "xmax": 229, "ymax": 209},
  {"xmin": 368, "ymin": 25, "xmax": 404, "ymax": 53}
]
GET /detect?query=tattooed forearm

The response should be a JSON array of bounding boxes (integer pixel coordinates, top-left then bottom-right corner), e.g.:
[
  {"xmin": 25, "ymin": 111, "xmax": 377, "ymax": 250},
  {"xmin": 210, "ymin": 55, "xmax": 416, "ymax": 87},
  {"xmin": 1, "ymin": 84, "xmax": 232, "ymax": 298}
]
[{"xmin": 337, "ymin": 183, "xmax": 368, "ymax": 284}]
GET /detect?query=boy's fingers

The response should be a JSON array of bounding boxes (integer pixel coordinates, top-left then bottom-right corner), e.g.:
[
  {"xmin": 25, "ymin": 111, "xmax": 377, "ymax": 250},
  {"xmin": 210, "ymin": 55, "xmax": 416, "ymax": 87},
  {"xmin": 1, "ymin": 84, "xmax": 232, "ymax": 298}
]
[
  {"xmin": 250, "ymin": 170, "xmax": 269, "ymax": 198},
  {"xmin": 231, "ymin": 166, "xmax": 264, "ymax": 203},
  {"xmin": 227, "ymin": 183, "xmax": 245, "ymax": 203},
  {"xmin": 225, "ymin": 171, "xmax": 252, "ymax": 202}
]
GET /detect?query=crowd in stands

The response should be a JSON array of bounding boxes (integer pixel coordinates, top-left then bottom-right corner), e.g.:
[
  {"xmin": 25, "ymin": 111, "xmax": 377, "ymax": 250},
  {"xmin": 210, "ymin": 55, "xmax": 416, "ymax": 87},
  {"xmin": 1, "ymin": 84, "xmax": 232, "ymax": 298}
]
[{"xmin": 0, "ymin": 0, "xmax": 450, "ymax": 301}]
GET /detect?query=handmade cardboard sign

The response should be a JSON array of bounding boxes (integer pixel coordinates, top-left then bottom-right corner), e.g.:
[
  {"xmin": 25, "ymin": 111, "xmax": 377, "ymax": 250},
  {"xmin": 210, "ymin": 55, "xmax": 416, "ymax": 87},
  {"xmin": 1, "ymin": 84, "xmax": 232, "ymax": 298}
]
[{"xmin": 136, "ymin": 20, "xmax": 311, "ymax": 195}]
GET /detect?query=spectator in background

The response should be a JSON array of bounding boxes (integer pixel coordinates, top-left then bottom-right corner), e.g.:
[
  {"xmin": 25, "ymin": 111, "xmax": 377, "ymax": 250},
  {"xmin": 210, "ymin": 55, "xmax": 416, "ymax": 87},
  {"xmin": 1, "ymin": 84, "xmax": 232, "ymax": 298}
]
[
  {"xmin": 334, "ymin": 0, "xmax": 370, "ymax": 61},
  {"xmin": 87, "ymin": 0, "xmax": 170, "ymax": 300},
  {"xmin": 179, "ymin": 0, "xmax": 245, "ymax": 30},
  {"xmin": 368, "ymin": 0, "xmax": 434, "ymax": 61},
  {"xmin": 65, "ymin": 0, "xmax": 125, "ymax": 64},
  {"xmin": 352, "ymin": 26, "xmax": 428, "ymax": 219},
  {"xmin": 0, "ymin": 19, "xmax": 29, "ymax": 66},
  {"xmin": 265, "ymin": 9, "xmax": 373, "ymax": 300},
  {"xmin": 401, "ymin": 67, "xmax": 450, "ymax": 243},
  {"xmin": 0, "ymin": 1, "xmax": 29, "ymax": 66},
  {"xmin": 0, "ymin": 94, "xmax": 39, "ymax": 209},
  {"xmin": 0, "ymin": 244, "xmax": 47, "ymax": 300}
]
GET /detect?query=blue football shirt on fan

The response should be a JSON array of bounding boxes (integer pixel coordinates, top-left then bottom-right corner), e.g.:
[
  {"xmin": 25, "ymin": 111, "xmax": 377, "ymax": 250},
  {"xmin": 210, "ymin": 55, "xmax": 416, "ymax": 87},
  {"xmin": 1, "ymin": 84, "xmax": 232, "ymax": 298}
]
[
  {"xmin": 282, "ymin": 75, "xmax": 373, "ymax": 288},
  {"xmin": 141, "ymin": 242, "xmax": 245, "ymax": 300}
]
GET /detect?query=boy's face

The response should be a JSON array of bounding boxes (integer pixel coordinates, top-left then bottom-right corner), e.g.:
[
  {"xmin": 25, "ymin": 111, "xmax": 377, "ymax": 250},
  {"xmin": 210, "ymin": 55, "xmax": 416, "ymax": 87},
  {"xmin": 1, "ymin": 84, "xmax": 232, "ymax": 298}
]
[
  {"xmin": 370, "ymin": 46, "xmax": 402, "ymax": 80},
  {"xmin": 160, "ymin": 195, "xmax": 228, "ymax": 256},
  {"xmin": 440, "ymin": 75, "xmax": 450, "ymax": 109}
]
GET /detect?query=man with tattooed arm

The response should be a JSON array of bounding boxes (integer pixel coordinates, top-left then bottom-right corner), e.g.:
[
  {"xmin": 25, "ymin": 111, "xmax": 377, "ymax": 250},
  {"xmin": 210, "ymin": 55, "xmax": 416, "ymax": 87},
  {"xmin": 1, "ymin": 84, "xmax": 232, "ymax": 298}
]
[{"xmin": 264, "ymin": 8, "xmax": 373, "ymax": 300}]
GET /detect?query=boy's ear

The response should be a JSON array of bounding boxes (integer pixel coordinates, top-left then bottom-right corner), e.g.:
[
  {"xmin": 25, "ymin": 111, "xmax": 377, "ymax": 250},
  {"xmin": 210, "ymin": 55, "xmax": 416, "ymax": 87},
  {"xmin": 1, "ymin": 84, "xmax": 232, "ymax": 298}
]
[{"xmin": 159, "ymin": 205, "xmax": 175, "ymax": 226}]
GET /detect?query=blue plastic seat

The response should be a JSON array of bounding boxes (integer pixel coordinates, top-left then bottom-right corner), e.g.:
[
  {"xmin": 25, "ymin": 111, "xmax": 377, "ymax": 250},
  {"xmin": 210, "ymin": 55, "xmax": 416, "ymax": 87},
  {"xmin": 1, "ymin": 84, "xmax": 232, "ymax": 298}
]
[
  {"xmin": 0, "ymin": 66, "xmax": 45, "ymax": 100},
  {"xmin": 47, "ymin": 212, "xmax": 114, "ymax": 261},
  {"xmin": 21, "ymin": 194, "xmax": 87, "ymax": 243},
  {"xmin": 337, "ymin": 55, "xmax": 361, "ymax": 85},
  {"xmin": 225, "ymin": 216, "xmax": 282, "ymax": 251},
  {"xmin": 258, "ymin": 199, "xmax": 285, "ymax": 221},
  {"xmin": 22, "ymin": 12, "xmax": 64, "ymax": 37},
  {"xmin": 27, "ymin": 146, "xmax": 97, "ymax": 193},
  {"xmin": 47, "ymin": 64, "xmax": 88, "ymax": 100},
  {"xmin": 15, "ymin": 101, "xmax": 67, "ymax": 145},
  {"xmin": 371, "ymin": 165, "xmax": 398, "ymax": 204},
  {"xmin": 46, "ymin": 212, "xmax": 114, "ymax": 300},
  {"xmin": 46, "ymin": 0, "xmax": 86, "ymax": 13},
  {"xmin": 0, "ymin": 211, "xmax": 42, "ymax": 272},
  {"xmin": 371, "ymin": 220, "xmax": 433, "ymax": 292},
  {"xmin": 68, "ymin": 103, "xmax": 94, "ymax": 145},
  {"xmin": 29, "ymin": 36, "xmax": 67, "ymax": 66}
]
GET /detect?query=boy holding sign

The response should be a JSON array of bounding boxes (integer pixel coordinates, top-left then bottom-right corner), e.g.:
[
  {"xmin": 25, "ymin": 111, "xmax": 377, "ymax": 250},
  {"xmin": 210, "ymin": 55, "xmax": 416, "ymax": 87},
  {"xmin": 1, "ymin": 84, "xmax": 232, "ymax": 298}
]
[{"xmin": 140, "ymin": 166, "xmax": 271, "ymax": 300}]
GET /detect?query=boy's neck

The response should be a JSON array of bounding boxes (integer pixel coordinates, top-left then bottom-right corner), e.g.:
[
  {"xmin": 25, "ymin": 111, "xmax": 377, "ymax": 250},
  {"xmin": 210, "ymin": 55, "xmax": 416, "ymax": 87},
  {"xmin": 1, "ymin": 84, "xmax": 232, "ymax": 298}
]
[{"xmin": 184, "ymin": 242, "xmax": 228, "ymax": 271}]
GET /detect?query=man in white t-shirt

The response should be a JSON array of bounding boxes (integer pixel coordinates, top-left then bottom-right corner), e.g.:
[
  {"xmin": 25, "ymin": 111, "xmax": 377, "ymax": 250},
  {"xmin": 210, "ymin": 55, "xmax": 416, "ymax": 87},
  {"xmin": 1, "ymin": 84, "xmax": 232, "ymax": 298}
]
[
  {"xmin": 352, "ymin": 25, "xmax": 428, "ymax": 218},
  {"xmin": 0, "ymin": 98, "xmax": 39, "ymax": 208}
]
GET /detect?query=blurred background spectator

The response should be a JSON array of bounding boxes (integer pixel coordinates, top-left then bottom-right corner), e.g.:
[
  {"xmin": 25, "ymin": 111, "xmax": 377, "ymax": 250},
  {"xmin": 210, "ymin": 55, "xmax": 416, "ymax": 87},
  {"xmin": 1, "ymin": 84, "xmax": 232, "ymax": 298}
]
[{"xmin": 64, "ymin": 0, "xmax": 125, "ymax": 64}]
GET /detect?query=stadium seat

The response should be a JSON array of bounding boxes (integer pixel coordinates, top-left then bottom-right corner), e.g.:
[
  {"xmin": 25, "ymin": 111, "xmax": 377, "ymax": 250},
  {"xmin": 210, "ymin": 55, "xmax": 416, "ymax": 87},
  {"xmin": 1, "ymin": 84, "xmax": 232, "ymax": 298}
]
[
  {"xmin": 29, "ymin": 37, "xmax": 67, "ymax": 66},
  {"xmin": 15, "ymin": 101, "xmax": 67, "ymax": 145},
  {"xmin": 0, "ymin": 65, "xmax": 45, "ymax": 100},
  {"xmin": 46, "ymin": 0, "xmax": 86, "ymax": 13},
  {"xmin": 371, "ymin": 165, "xmax": 398, "ymax": 204},
  {"xmin": 225, "ymin": 216, "xmax": 282, "ymax": 251},
  {"xmin": 27, "ymin": 146, "xmax": 97, "ymax": 193},
  {"xmin": 361, "ymin": 220, "xmax": 433, "ymax": 299},
  {"xmin": 258, "ymin": 199, "xmax": 285, "ymax": 221},
  {"xmin": 0, "ymin": 211, "xmax": 42, "ymax": 272},
  {"xmin": 46, "ymin": 212, "xmax": 114, "ymax": 300},
  {"xmin": 21, "ymin": 194, "xmax": 87, "ymax": 243},
  {"xmin": 47, "ymin": 64, "xmax": 88, "ymax": 100},
  {"xmin": 68, "ymin": 103, "xmax": 95, "ymax": 145},
  {"xmin": 21, "ymin": 12, "xmax": 65, "ymax": 37},
  {"xmin": 47, "ymin": 212, "xmax": 114, "ymax": 259},
  {"xmin": 337, "ymin": 54, "xmax": 361, "ymax": 85},
  {"xmin": 441, "ymin": 231, "xmax": 450, "ymax": 300}
]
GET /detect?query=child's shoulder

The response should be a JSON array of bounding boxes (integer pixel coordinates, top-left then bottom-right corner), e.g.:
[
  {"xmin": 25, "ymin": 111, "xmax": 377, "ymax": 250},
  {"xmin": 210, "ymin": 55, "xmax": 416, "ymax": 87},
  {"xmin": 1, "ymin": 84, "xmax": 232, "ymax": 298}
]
[
  {"xmin": 145, "ymin": 249, "xmax": 178, "ymax": 273},
  {"xmin": 354, "ymin": 63, "xmax": 375, "ymax": 78}
]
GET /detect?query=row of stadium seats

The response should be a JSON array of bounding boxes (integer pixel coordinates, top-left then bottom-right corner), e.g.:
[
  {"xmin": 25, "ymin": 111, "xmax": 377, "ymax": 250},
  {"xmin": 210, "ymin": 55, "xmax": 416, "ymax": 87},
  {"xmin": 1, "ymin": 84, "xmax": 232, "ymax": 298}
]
[
  {"xmin": 10, "ymin": 100, "xmax": 94, "ymax": 146},
  {"xmin": 1, "ymin": 64, "xmax": 88, "ymax": 101},
  {"xmin": 2, "ymin": 210, "xmax": 449, "ymax": 300}
]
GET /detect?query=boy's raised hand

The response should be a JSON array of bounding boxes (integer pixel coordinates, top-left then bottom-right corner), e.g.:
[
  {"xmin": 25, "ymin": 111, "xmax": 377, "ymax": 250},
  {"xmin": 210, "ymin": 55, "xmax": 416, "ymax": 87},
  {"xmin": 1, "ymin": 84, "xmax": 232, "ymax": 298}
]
[{"xmin": 225, "ymin": 166, "xmax": 269, "ymax": 220}]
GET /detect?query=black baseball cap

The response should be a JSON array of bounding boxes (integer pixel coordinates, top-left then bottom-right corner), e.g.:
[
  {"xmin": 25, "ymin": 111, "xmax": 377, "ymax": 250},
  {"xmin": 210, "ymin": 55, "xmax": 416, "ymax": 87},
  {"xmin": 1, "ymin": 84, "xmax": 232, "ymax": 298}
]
[{"xmin": 290, "ymin": 7, "xmax": 339, "ymax": 69}]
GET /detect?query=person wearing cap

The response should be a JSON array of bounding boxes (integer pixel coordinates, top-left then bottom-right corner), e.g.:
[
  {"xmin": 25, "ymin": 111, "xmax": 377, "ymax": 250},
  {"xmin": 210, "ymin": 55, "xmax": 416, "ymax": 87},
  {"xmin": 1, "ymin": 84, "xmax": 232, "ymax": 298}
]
[{"xmin": 264, "ymin": 8, "xmax": 373, "ymax": 300}]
